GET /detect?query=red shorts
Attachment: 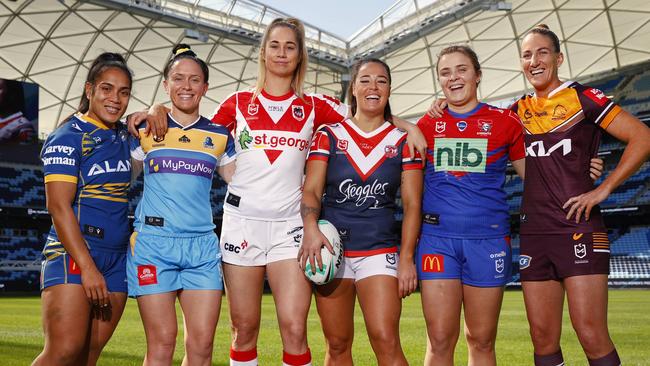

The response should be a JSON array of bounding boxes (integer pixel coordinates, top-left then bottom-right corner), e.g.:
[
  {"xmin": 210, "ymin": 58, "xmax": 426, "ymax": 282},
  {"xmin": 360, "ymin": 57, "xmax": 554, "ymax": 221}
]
[{"xmin": 519, "ymin": 232, "xmax": 610, "ymax": 281}]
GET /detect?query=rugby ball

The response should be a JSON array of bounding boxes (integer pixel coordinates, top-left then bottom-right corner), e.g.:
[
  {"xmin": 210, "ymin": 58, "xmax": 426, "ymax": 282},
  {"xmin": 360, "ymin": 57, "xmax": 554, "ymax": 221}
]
[{"xmin": 303, "ymin": 220, "xmax": 343, "ymax": 285}]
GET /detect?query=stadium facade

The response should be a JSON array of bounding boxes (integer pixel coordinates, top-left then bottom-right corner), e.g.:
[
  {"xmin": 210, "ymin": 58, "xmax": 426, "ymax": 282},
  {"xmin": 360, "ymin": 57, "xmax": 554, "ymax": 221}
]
[{"xmin": 0, "ymin": 0, "xmax": 649, "ymax": 290}]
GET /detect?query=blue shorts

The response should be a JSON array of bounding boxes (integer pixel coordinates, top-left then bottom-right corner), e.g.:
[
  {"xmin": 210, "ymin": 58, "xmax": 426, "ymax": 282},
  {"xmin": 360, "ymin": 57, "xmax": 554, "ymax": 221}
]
[
  {"xmin": 40, "ymin": 239, "xmax": 127, "ymax": 293},
  {"xmin": 416, "ymin": 234, "xmax": 512, "ymax": 287},
  {"xmin": 127, "ymin": 231, "xmax": 223, "ymax": 297}
]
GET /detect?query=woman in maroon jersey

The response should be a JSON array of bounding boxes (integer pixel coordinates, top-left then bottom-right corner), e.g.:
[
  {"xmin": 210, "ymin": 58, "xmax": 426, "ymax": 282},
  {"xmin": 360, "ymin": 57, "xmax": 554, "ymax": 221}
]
[{"xmin": 513, "ymin": 24, "xmax": 650, "ymax": 366}]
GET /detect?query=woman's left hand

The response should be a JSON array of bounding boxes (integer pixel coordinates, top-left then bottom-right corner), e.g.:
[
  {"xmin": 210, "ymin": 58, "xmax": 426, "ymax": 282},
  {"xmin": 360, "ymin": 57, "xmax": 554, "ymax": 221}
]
[
  {"xmin": 397, "ymin": 259, "xmax": 417, "ymax": 298},
  {"xmin": 563, "ymin": 186, "xmax": 610, "ymax": 223}
]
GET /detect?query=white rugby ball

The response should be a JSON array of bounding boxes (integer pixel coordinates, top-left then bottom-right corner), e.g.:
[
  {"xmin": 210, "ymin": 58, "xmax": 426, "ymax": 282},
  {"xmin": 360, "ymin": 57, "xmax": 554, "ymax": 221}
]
[{"xmin": 303, "ymin": 219, "xmax": 343, "ymax": 285}]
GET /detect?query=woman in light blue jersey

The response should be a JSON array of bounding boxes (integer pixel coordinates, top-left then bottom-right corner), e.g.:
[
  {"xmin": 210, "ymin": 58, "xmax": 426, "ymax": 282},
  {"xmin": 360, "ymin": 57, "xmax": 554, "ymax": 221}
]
[
  {"xmin": 34, "ymin": 53, "xmax": 133, "ymax": 366},
  {"xmin": 127, "ymin": 44, "xmax": 236, "ymax": 366}
]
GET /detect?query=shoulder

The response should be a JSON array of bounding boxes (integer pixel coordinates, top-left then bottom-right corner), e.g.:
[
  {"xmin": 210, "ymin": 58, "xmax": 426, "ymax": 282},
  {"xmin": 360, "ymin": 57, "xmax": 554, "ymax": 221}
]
[{"xmin": 307, "ymin": 92, "xmax": 342, "ymax": 105}]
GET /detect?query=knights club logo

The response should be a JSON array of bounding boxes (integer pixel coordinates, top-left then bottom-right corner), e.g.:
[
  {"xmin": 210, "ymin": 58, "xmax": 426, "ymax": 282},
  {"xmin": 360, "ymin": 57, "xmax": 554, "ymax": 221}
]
[
  {"xmin": 336, "ymin": 139, "xmax": 348, "ymax": 151},
  {"xmin": 247, "ymin": 103, "xmax": 259, "ymax": 115},
  {"xmin": 384, "ymin": 145, "xmax": 398, "ymax": 158},
  {"xmin": 435, "ymin": 121, "xmax": 446, "ymax": 134},
  {"xmin": 574, "ymin": 243, "xmax": 587, "ymax": 259},
  {"xmin": 292, "ymin": 105, "xmax": 305, "ymax": 121},
  {"xmin": 478, "ymin": 120, "xmax": 492, "ymax": 134}
]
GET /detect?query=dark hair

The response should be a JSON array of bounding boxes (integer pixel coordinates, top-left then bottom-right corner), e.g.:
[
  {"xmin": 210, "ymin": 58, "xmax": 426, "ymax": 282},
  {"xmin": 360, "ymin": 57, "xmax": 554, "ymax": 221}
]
[
  {"xmin": 526, "ymin": 24, "xmax": 561, "ymax": 53},
  {"xmin": 163, "ymin": 44, "xmax": 209, "ymax": 82},
  {"xmin": 436, "ymin": 45, "xmax": 482, "ymax": 80},
  {"xmin": 62, "ymin": 52, "xmax": 132, "ymax": 126},
  {"xmin": 0, "ymin": 78, "xmax": 25, "ymax": 117},
  {"xmin": 347, "ymin": 58, "xmax": 393, "ymax": 122}
]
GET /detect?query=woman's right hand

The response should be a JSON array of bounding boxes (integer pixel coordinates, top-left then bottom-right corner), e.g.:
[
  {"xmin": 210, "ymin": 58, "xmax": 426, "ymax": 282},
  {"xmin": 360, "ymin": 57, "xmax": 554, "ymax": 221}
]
[
  {"xmin": 126, "ymin": 104, "xmax": 169, "ymax": 138},
  {"xmin": 426, "ymin": 98, "xmax": 447, "ymax": 118},
  {"xmin": 298, "ymin": 225, "xmax": 333, "ymax": 274},
  {"xmin": 80, "ymin": 264, "xmax": 110, "ymax": 318}
]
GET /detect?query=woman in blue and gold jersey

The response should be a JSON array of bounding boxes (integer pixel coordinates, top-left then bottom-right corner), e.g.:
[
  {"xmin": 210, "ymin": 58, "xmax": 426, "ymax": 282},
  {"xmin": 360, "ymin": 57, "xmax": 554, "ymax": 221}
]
[
  {"xmin": 34, "ymin": 53, "xmax": 133, "ymax": 366},
  {"xmin": 513, "ymin": 24, "xmax": 650, "ymax": 366},
  {"xmin": 127, "ymin": 44, "xmax": 236, "ymax": 366}
]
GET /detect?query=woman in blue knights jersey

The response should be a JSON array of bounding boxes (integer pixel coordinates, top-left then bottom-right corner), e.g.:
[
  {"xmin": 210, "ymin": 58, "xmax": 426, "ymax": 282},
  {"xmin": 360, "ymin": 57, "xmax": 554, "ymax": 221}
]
[
  {"xmin": 127, "ymin": 44, "xmax": 236, "ymax": 366},
  {"xmin": 34, "ymin": 53, "xmax": 133, "ymax": 366},
  {"xmin": 300, "ymin": 58, "xmax": 423, "ymax": 366}
]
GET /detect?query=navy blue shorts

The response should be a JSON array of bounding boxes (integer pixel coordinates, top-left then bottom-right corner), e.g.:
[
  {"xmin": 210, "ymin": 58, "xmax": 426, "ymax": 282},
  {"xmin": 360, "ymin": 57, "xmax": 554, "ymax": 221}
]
[{"xmin": 40, "ymin": 239, "xmax": 127, "ymax": 292}]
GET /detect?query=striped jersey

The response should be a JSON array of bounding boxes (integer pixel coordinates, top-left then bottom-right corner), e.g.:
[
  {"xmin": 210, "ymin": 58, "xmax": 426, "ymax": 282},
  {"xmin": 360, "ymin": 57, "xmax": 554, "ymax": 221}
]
[
  {"xmin": 417, "ymin": 103, "xmax": 525, "ymax": 239},
  {"xmin": 308, "ymin": 119, "xmax": 422, "ymax": 256},
  {"xmin": 511, "ymin": 81, "xmax": 621, "ymax": 234},
  {"xmin": 130, "ymin": 114, "xmax": 236, "ymax": 235},
  {"xmin": 41, "ymin": 113, "xmax": 131, "ymax": 252}
]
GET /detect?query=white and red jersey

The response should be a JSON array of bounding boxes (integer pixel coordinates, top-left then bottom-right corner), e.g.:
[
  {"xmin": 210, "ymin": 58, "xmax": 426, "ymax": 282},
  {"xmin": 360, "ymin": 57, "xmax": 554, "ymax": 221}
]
[
  {"xmin": 211, "ymin": 89, "xmax": 347, "ymax": 220},
  {"xmin": 0, "ymin": 111, "xmax": 35, "ymax": 143},
  {"xmin": 308, "ymin": 119, "xmax": 422, "ymax": 256}
]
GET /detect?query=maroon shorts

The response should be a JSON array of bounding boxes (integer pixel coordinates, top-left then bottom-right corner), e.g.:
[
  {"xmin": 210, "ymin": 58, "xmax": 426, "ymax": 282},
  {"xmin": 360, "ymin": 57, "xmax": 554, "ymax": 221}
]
[{"xmin": 519, "ymin": 232, "xmax": 610, "ymax": 281}]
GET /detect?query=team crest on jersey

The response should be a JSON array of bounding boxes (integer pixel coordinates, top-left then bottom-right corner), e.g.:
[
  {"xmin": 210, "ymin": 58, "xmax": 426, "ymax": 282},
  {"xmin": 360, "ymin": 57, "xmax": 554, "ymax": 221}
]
[
  {"xmin": 456, "ymin": 121, "xmax": 467, "ymax": 132},
  {"xmin": 477, "ymin": 120, "xmax": 492, "ymax": 135},
  {"xmin": 384, "ymin": 145, "xmax": 398, "ymax": 158},
  {"xmin": 495, "ymin": 258, "xmax": 505, "ymax": 273},
  {"xmin": 203, "ymin": 136, "xmax": 214, "ymax": 149},
  {"xmin": 247, "ymin": 103, "xmax": 259, "ymax": 115},
  {"xmin": 336, "ymin": 139, "xmax": 348, "ymax": 151},
  {"xmin": 292, "ymin": 105, "xmax": 305, "ymax": 121},
  {"xmin": 552, "ymin": 104, "xmax": 568, "ymax": 120},
  {"xmin": 435, "ymin": 121, "xmax": 446, "ymax": 134}
]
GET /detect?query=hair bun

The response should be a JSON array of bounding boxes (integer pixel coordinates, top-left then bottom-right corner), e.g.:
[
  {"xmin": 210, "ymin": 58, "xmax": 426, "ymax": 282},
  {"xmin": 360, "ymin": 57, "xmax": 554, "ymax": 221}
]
[
  {"xmin": 96, "ymin": 52, "xmax": 126, "ymax": 64},
  {"xmin": 172, "ymin": 43, "xmax": 196, "ymax": 57},
  {"xmin": 535, "ymin": 23, "xmax": 550, "ymax": 30}
]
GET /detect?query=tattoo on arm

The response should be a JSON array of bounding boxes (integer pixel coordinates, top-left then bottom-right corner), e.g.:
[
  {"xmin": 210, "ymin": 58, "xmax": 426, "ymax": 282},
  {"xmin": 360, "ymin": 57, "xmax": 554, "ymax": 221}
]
[{"xmin": 300, "ymin": 203, "xmax": 320, "ymax": 219}]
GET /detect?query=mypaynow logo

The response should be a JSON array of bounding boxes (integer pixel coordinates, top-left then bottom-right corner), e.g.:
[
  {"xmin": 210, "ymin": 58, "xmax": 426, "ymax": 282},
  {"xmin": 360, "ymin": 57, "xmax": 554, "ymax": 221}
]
[{"xmin": 148, "ymin": 156, "xmax": 215, "ymax": 178}]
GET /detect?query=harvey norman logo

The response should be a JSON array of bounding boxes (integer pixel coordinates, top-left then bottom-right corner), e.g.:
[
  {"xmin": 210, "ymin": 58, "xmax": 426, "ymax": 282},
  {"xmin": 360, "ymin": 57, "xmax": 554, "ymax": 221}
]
[{"xmin": 434, "ymin": 138, "xmax": 487, "ymax": 173}]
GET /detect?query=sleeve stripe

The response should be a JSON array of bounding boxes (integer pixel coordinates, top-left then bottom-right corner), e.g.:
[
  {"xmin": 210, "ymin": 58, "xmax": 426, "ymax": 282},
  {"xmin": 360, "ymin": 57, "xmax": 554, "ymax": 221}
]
[
  {"xmin": 44, "ymin": 174, "xmax": 78, "ymax": 184},
  {"xmin": 593, "ymin": 102, "xmax": 614, "ymax": 125},
  {"xmin": 312, "ymin": 148, "xmax": 330, "ymax": 155},
  {"xmin": 307, "ymin": 154, "xmax": 329, "ymax": 162},
  {"xmin": 599, "ymin": 105, "xmax": 622, "ymax": 130}
]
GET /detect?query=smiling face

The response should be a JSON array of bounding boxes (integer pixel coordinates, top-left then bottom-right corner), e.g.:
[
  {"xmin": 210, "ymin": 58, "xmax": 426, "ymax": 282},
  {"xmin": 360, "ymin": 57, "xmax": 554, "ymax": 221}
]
[
  {"xmin": 521, "ymin": 32, "xmax": 564, "ymax": 96},
  {"xmin": 351, "ymin": 61, "xmax": 391, "ymax": 119},
  {"xmin": 437, "ymin": 51, "xmax": 480, "ymax": 111},
  {"xmin": 164, "ymin": 58, "xmax": 208, "ymax": 115},
  {"xmin": 85, "ymin": 67, "xmax": 131, "ymax": 126},
  {"xmin": 263, "ymin": 25, "xmax": 300, "ymax": 79}
]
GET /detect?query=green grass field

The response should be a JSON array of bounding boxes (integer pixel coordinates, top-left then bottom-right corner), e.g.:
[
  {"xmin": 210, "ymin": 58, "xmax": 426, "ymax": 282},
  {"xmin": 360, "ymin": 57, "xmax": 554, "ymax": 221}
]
[{"xmin": 1, "ymin": 290, "xmax": 649, "ymax": 365}]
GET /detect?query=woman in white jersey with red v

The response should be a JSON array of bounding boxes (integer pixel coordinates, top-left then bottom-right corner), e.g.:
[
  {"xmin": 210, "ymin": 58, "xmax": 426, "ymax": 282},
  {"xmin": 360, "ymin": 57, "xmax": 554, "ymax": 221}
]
[{"xmin": 129, "ymin": 18, "xmax": 426, "ymax": 366}]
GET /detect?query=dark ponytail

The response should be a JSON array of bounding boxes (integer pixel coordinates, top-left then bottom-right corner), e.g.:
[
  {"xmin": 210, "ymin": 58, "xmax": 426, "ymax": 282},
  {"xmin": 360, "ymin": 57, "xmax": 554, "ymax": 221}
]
[
  {"xmin": 163, "ymin": 44, "xmax": 209, "ymax": 82},
  {"xmin": 60, "ymin": 52, "xmax": 132, "ymax": 126}
]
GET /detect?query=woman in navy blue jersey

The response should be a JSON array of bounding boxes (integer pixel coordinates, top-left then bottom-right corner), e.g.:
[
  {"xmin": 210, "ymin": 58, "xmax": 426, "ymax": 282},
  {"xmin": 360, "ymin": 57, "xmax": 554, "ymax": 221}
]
[
  {"xmin": 300, "ymin": 58, "xmax": 423, "ymax": 366},
  {"xmin": 34, "ymin": 53, "xmax": 133, "ymax": 366}
]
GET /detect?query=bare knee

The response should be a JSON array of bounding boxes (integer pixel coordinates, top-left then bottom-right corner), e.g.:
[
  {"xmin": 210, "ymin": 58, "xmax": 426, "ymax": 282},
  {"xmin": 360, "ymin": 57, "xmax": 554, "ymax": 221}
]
[
  {"xmin": 279, "ymin": 319, "xmax": 307, "ymax": 349},
  {"xmin": 39, "ymin": 341, "xmax": 87, "ymax": 366},
  {"xmin": 147, "ymin": 328, "xmax": 177, "ymax": 359},
  {"xmin": 325, "ymin": 334, "xmax": 353, "ymax": 357},
  {"xmin": 185, "ymin": 334, "xmax": 214, "ymax": 360},
  {"xmin": 368, "ymin": 328, "xmax": 401, "ymax": 354},
  {"xmin": 572, "ymin": 321, "xmax": 611, "ymax": 354},
  {"xmin": 465, "ymin": 331, "xmax": 496, "ymax": 354},
  {"xmin": 428, "ymin": 329, "xmax": 457, "ymax": 355},
  {"xmin": 231, "ymin": 319, "xmax": 260, "ymax": 349},
  {"xmin": 529, "ymin": 323, "xmax": 559, "ymax": 354}
]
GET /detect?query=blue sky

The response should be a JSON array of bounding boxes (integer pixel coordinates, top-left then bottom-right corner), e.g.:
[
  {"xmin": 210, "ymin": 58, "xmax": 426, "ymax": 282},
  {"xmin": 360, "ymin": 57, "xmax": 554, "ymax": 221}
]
[{"xmin": 259, "ymin": 0, "xmax": 397, "ymax": 39}]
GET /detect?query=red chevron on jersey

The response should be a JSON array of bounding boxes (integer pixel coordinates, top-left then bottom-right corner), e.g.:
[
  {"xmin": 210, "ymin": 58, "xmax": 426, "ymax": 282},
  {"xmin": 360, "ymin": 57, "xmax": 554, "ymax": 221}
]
[{"xmin": 326, "ymin": 120, "xmax": 407, "ymax": 181}]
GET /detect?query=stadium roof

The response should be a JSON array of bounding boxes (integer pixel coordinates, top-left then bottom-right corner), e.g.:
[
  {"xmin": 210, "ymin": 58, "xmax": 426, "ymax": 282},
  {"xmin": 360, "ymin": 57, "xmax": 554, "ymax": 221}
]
[{"xmin": 2, "ymin": 0, "xmax": 650, "ymax": 136}]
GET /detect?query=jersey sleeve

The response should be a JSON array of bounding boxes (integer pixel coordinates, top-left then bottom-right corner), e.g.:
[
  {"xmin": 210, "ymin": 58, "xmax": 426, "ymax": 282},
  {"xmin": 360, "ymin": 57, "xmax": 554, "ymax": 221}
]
[
  {"xmin": 312, "ymin": 94, "xmax": 348, "ymax": 129},
  {"xmin": 129, "ymin": 122, "xmax": 146, "ymax": 162},
  {"xmin": 211, "ymin": 92, "xmax": 238, "ymax": 133},
  {"xmin": 41, "ymin": 128, "xmax": 82, "ymax": 184},
  {"xmin": 576, "ymin": 84, "xmax": 622, "ymax": 130},
  {"xmin": 307, "ymin": 128, "xmax": 332, "ymax": 162},
  {"xmin": 218, "ymin": 132, "xmax": 237, "ymax": 167},
  {"xmin": 401, "ymin": 137, "xmax": 423, "ymax": 171},
  {"xmin": 505, "ymin": 110, "xmax": 526, "ymax": 161}
]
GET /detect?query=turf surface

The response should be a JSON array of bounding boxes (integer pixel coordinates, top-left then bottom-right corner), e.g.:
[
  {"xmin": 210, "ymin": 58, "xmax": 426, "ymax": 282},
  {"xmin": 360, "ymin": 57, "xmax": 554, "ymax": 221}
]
[{"xmin": 1, "ymin": 290, "xmax": 649, "ymax": 365}]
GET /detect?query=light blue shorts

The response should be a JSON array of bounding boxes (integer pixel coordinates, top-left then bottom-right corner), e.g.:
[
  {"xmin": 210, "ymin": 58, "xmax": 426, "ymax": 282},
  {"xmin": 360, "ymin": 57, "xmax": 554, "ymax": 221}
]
[
  {"xmin": 127, "ymin": 231, "xmax": 223, "ymax": 297},
  {"xmin": 416, "ymin": 234, "xmax": 512, "ymax": 287}
]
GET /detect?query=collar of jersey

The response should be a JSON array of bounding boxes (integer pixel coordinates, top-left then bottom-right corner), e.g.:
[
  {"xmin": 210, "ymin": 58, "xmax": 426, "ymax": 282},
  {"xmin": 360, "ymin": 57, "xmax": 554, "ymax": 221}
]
[
  {"xmin": 343, "ymin": 118, "xmax": 392, "ymax": 138},
  {"xmin": 75, "ymin": 112, "xmax": 111, "ymax": 130},
  {"xmin": 260, "ymin": 88, "xmax": 295, "ymax": 101},
  {"xmin": 534, "ymin": 80, "xmax": 574, "ymax": 99},
  {"xmin": 447, "ymin": 102, "xmax": 484, "ymax": 119},
  {"xmin": 167, "ymin": 112, "xmax": 201, "ymax": 130}
]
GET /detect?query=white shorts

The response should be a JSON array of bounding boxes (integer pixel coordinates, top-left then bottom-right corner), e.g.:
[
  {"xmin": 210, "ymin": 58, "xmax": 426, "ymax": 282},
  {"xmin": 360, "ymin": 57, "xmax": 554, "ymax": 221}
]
[
  {"xmin": 220, "ymin": 213, "xmax": 303, "ymax": 266},
  {"xmin": 337, "ymin": 252, "xmax": 399, "ymax": 282}
]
